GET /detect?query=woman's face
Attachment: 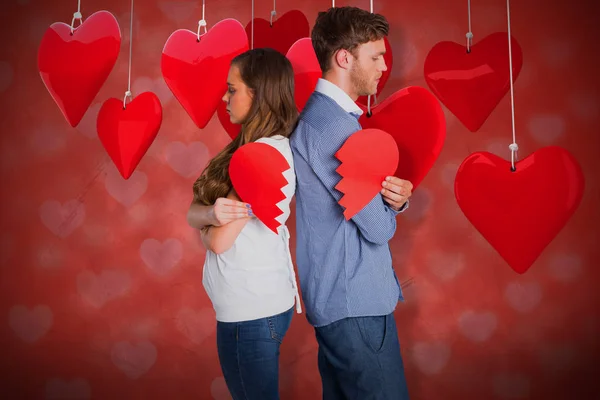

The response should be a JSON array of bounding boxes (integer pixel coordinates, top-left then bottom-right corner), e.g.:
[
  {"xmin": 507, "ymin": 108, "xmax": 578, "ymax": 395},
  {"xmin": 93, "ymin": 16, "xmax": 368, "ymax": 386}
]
[{"xmin": 222, "ymin": 65, "xmax": 253, "ymax": 124}]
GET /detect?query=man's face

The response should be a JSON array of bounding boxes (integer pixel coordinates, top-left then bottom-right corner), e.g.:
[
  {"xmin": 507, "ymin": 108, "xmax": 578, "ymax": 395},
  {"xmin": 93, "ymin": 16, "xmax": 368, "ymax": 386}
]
[{"xmin": 349, "ymin": 39, "xmax": 387, "ymax": 97}]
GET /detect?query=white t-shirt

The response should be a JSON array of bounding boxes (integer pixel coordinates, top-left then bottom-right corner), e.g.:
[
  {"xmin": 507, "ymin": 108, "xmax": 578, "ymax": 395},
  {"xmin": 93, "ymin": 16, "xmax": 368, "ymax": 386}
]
[{"xmin": 202, "ymin": 135, "xmax": 302, "ymax": 322}]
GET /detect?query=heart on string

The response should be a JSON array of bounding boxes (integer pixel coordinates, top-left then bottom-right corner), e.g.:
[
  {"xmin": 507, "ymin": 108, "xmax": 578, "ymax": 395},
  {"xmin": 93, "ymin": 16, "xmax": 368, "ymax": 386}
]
[
  {"xmin": 454, "ymin": 146, "xmax": 585, "ymax": 274},
  {"xmin": 97, "ymin": 92, "xmax": 163, "ymax": 179},
  {"xmin": 161, "ymin": 18, "xmax": 249, "ymax": 129},
  {"xmin": 37, "ymin": 11, "xmax": 121, "ymax": 127},
  {"xmin": 217, "ymin": 101, "xmax": 240, "ymax": 140},
  {"xmin": 286, "ymin": 38, "xmax": 321, "ymax": 112},
  {"xmin": 335, "ymin": 129, "xmax": 399, "ymax": 220},
  {"xmin": 356, "ymin": 37, "xmax": 393, "ymax": 107},
  {"xmin": 245, "ymin": 10, "xmax": 310, "ymax": 55},
  {"xmin": 424, "ymin": 32, "xmax": 523, "ymax": 132},
  {"xmin": 358, "ymin": 86, "xmax": 446, "ymax": 189},
  {"xmin": 229, "ymin": 142, "xmax": 290, "ymax": 234}
]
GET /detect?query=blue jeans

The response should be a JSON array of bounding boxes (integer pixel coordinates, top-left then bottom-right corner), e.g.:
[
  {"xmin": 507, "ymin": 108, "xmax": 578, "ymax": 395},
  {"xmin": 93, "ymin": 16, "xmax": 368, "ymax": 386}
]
[
  {"xmin": 216, "ymin": 307, "xmax": 293, "ymax": 400},
  {"xmin": 315, "ymin": 312, "xmax": 410, "ymax": 399}
]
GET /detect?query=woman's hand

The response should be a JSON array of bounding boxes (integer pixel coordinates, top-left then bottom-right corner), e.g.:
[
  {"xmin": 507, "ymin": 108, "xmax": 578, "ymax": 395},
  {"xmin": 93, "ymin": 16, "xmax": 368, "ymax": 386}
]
[{"xmin": 210, "ymin": 195, "xmax": 252, "ymax": 226}]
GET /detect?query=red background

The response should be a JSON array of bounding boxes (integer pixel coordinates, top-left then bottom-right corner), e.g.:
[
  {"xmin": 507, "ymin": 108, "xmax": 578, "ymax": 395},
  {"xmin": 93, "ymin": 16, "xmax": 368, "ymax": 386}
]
[{"xmin": 0, "ymin": 0, "xmax": 598, "ymax": 399}]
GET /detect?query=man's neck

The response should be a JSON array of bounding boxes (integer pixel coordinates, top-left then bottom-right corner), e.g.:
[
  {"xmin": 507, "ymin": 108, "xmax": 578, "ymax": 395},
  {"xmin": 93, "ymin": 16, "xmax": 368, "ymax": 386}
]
[{"xmin": 322, "ymin": 72, "xmax": 358, "ymax": 101}]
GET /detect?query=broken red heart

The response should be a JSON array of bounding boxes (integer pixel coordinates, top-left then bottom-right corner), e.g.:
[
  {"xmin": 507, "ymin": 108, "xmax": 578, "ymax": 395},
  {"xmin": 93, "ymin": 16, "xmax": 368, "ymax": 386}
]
[
  {"xmin": 286, "ymin": 38, "xmax": 321, "ymax": 112},
  {"xmin": 161, "ymin": 18, "xmax": 249, "ymax": 129},
  {"xmin": 245, "ymin": 10, "xmax": 309, "ymax": 55},
  {"xmin": 424, "ymin": 32, "xmax": 523, "ymax": 132},
  {"xmin": 97, "ymin": 92, "xmax": 163, "ymax": 180},
  {"xmin": 217, "ymin": 101, "xmax": 240, "ymax": 140},
  {"xmin": 37, "ymin": 11, "xmax": 121, "ymax": 127},
  {"xmin": 356, "ymin": 36, "xmax": 393, "ymax": 107},
  {"xmin": 229, "ymin": 142, "xmax": 290, "ymax": 233},
  {"xmin": 358, "ymin": 86, "xmax": 446, "ymax": 190},
  {"xmin": 454, "ymin": 146, "xmax": 585, "ymax": 274},
  {"xmin": 335, "ymin": 129, "xmax": 399, "ymax": 220}
]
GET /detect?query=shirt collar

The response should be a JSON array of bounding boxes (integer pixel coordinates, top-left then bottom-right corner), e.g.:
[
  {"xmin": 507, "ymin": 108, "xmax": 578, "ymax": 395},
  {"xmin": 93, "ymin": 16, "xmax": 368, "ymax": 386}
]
[{"xmin": 314, "ymin": 78, "xmax": 363, "ymax": 116}]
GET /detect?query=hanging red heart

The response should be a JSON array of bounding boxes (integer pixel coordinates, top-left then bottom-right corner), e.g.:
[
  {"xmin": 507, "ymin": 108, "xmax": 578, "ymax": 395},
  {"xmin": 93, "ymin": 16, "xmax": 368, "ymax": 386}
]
[
  {"xmin": 217, "ymin": 101, "xmax": 241, "ymax": 140},
  {"xmin": 356, "ymin": 36, "xmax": 393, "ymax": 107},
  {"xmin": 97, "ymin": 92, "xmax": 163, "ymax": 180},
  {"xmin": 286, "ymin": 38, "xmax": 321, "ymax": 112},
  {"xmin": 245, "ymin": 10, "xmax": 310, "ymax": 55},
  {"xmin": 161, "ymin": 18, "xmax": 249, "ymax": 129},
  {"xmin": 357, "ymin": 86, "xmax": 446, "ymax": 189},
  {"xmin": 335, "ymin": 129, "xmax": 399, "ymax": 220},
  {"xmin": 424, "ymin": 32, "xmax": 523, "ymax": 132},
  {"xmin": 37, "ymin": 11, "xmax": 121, "ymax": 127},
  {"xmin": 229, "ymin": 142, "xmax": 290, "ymax": 234},
  {"xmin": 454, "ymin": 146, "xmax": 585, "ymax": 274}
]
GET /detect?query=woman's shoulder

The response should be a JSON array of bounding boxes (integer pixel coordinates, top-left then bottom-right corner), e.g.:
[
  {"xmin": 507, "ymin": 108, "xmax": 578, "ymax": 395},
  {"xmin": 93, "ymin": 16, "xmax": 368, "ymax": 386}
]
[{"xmin": 255, "ymin": 135, "xmax": 289, "ymax": 146}]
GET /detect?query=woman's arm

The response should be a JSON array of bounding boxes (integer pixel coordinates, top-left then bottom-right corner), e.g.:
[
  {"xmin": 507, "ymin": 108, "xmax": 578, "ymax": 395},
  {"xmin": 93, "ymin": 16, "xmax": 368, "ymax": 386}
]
[
  {"xmin": 200, "ymin": 191, "xmax": 252, "ymax": 254},
  {"xmin": 187, "ymin": 196, "xmax": 251, "ymax": 230}
]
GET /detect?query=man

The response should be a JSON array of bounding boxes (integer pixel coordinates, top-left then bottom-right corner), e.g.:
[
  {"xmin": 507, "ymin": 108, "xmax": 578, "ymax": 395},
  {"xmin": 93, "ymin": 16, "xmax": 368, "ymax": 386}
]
[{"xmin": 290, "ymin": 6, "xmax": 412, "ymax": 400}]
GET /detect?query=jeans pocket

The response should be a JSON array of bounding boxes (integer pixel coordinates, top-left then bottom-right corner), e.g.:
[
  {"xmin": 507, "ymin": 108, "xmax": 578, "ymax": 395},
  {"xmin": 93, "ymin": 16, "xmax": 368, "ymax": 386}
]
[
  {"xmin": 356, "ymin": 314, "xmax": 388, "ymax": 354},
  {"xmin": 267, "ymin": 308, "xmax": 293, "ymax": 344}
]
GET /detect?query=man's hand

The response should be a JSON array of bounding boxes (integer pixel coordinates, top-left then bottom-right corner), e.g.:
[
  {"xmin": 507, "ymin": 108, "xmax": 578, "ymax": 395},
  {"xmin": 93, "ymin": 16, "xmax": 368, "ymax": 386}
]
[
  {"xmin": 381, "ymin": 176, "xmax": 413, "ymax": 211},
  {"xmin": 210, "ymin": 196, "xmax": 252, "ymax": 226}
]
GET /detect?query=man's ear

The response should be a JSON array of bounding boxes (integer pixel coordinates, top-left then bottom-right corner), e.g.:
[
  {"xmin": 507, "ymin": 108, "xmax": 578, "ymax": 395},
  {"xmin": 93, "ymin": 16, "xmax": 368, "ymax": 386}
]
[{"xmin": 333, "ymin": 48, "xmax": 352, "ymax": 70}]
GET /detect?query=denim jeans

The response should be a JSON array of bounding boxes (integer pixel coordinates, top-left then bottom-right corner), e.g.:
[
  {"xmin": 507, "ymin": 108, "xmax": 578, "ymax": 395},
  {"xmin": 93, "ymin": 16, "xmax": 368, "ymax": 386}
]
[
  {"xmin": 216, "ymin": 307, "xmax": 293, "ymax": 400},
  {"xmin": 314, "ymin": 312, "xmax": 410, "ymax": 400}
]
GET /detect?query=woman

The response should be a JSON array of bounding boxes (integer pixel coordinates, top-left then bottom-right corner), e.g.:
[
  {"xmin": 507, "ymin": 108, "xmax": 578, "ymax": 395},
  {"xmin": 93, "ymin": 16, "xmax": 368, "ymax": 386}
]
[{"xmin": 186, "ymin": 48, "xmax": 301, "ymax": 400}]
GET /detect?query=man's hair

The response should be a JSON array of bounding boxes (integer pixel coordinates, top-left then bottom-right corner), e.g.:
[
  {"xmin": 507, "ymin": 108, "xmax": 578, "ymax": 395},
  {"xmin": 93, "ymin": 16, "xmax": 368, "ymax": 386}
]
[{"xmin": 311, "ymin": 6, "xmax": 389, "ymax": 72}]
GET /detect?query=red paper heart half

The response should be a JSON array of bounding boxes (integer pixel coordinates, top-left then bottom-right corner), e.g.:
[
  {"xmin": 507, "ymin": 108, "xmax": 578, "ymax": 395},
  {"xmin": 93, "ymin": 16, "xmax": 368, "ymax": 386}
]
[
  {"xmin": 356, "ymin": 36, "xmax": 393, "ymax": 107},
  {"xmin": 424, "ymin": 32, "xmax": 523, "ymax": 132},
  {"xmin": 229, "ymin": 142, "xmax": 291, "ymax": 233},
  {"xmin": 161, "ymin": 18, "xmax": 249, "ymax": 129},
  {"xmin": 37, "ymin": 11, "xmax": 121, "ymax": 127},
  {"xmin": 358, "ymin": 86, "xmax": 446, "ymax": 189},
  {"xmin": 217, "ymin": 101, "xmax": 241, "ymax": 140},
  {"xmin": 97, "ymin": 92, "xmax": 163, "ymax": 179},
  {"xmin": 286, "ymin": 38, "xmax": 321, "ymax": 112},
  {"xmin": 245, "ymin": 10, "xmax": 310, "ymax": 55},
  {"xmin": 335, "ymin": 129, "xmax": 399, "ymax": 220},
  {"xmin": 454, "ymin": 146, "xmax": 585, "ymax": 274}
]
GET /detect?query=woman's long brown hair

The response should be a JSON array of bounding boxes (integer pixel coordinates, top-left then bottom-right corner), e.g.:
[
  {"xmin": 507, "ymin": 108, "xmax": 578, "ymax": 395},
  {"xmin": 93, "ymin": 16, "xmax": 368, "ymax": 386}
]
[{"xmin": 192, "ymin": 48, "xmax": 298, "ymax": 206}]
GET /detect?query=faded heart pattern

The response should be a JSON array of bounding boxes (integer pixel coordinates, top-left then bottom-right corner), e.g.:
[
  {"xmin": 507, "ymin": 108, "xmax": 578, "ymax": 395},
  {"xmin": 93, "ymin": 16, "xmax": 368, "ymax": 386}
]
[
  {"xmin": 39, "ymin": 200, "xmax": 86, "ymax": 238},
  {"xmin": 110, "ymin": 340, "xmax": 157, "ymax": 379},
  {"xmin": 505, "ymin": 282, "xmax": 543, "ymax": 313},
  {"xmin": 164, "ymin": 141, "xmax": 210, "ymax": 178},
  {"xmin": 411, "ymin": 342, "xmax": 452, "ymax": 375},
  {"xmin": 77, "ymin": 269, "xmax": 131, "ymax": 309},
  {"xmin": 45, "ymin": 378, "xmax": 91, "ymax": 400},
  {"xmin": 104, "ymin": 167, "xmax": 148, "ymax": 207},
  {"xmin": 175, "ymin": 307, "xmax": 215, "ymax": 344},
  {"xmin": 458, "ymin": 311, "xmax": 498, "ymax": 342},
  {"xmin": 9, "ymin": 305, "xmax": 53, "ymax": 343},
  {"xmin": 140, "ymin": 238, "xmax": 183, "ymax": 275}
]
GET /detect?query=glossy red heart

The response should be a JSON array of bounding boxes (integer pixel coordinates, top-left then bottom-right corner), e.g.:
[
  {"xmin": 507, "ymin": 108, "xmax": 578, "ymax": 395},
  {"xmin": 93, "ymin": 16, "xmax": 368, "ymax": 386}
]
[
  {"xmin": 97, "ymin": 92, "xmax": 163, "ymax": 180},
  {"xmin": 245, "ymin": 10, "xmax": 309, "ymax": 55},
  {"xmin": 356, "ymin": 36, "xmax": 393, "ymax": 107},
  {"xmin": 358, "ymin": 86, "xmax": 446, "ymax": 189},
  {"xmin": 455, "ymin": 146, "xmax": 585, "ymax": 274},
  {"xmin": 335, "ymin": 129, "xmax": 399, "ymax": 220},
  {"xmin": 229, "ymin": 142, "xmax": 290, "ymax": 234},
  {"xmin": 217, "ymin": 101, "xmax": 240, "ymax": 140},
  {"xmin": 161, "ymin": 19, "xmax": 249, "ymax": 129},
  {"xmin": 37, "ymin": 11, "xmax": 121, "ymax": 127},
  {"xmin": 286, "ymin": 38, "xmax": 321, "ymax": 112},
  {"xmin": 424, "ymin": 32, "xmax": 522, "ymax": 132}
]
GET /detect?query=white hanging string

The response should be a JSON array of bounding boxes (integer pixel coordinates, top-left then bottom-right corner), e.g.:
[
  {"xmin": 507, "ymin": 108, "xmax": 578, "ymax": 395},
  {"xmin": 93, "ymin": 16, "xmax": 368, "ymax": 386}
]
[
  {"xmin": 123, "ymin": 0, "xmax": 134, "ymax": 109},
  {"xmin": 270, "ymin": 0, "xmax": 276, "ymax": 26},
  {"xmin": 251, "ymin": 0, "xmax": 254, "ymax": 49},
  {"xmin": 197, "ymin": 0, "xmax": 207, "ymax": 41},
  {"xmin": 370, "ymin": 0, "xmax": 373, "ymax": 12},
  {"xmin": 466, "ymin": 0, "xmax": 473, "ymax": 52},
  {"xmin": 506, "ymin": 0, "xmax": 518, "ymax": 171},
  {"xmin": 332, "ymin": 0, "xmax": 335, "ymax": 7},
  {"xmin": 70, "ymin": 0, "xmax": 82, "ymax": 34},
  {"xmin": 367, "ymin": 0, "xmax": 376, "ymax": 115}
]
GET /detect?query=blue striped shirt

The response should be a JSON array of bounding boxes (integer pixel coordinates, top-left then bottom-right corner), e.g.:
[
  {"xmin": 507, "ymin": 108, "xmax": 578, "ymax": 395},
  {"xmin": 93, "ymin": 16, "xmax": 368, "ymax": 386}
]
[{"xmin": 290, "ymin": 79, "xmax": 407, "ymax": 327}]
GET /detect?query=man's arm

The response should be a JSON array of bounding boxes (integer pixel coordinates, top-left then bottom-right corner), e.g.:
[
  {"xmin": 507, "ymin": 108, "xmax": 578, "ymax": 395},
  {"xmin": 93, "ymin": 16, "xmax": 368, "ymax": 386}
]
[{"xmin": 200, "ymin": 191, "xmax": 252, "ymax": 254}]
